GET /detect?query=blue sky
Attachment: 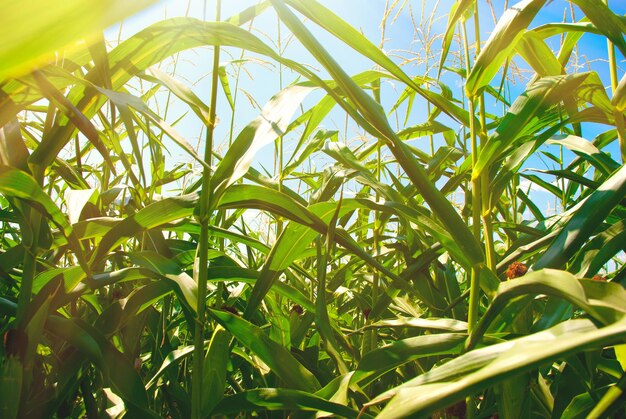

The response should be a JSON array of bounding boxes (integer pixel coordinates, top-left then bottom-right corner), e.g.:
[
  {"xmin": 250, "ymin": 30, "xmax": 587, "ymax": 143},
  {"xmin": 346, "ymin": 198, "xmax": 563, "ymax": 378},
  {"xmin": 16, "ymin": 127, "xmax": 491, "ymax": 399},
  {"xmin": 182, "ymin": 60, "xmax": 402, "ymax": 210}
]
[{"xmin": 106, "ymin": 0, "xmax": 625, "ymax": 216}]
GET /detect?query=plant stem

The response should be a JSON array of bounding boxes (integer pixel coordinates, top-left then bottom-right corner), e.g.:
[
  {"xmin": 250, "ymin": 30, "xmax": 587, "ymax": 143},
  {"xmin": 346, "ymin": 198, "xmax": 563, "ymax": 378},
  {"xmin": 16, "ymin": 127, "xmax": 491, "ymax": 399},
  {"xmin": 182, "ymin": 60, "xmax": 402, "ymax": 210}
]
[
  {"xmin": 461, "ymin": 21, "xmax": 481, "ymax": 332},
  {"xmin": 479, "ymin": 93, "xmax": 496, "ymax": 271},
  {"xmin": 604, "ymin": 0, "xmax": 626, "ymax": 162},
  {"xmin": 473, "ymin": 3, "xmax": 495, "ymax": 272},
  {"xmin": 15, "ymin": 208, "xmax": 39, "ymax": 328},
  {"xmin": 14, "ymin": 165, "xmax": 45, "ymax": 416},
  {"xmin": 587, "ymin": 371, "xmax": 626, "ymax": 419},
  {"xmin": 191, "ymin": 1, "xmax": 221, "ymax": 417},
  {"xmin": 276, "ymin": 13, "xmax": 284, "ymax": 235},
  {"xmin": 371, "ymin": 78, "xmax": 382, "ymax": 353}
]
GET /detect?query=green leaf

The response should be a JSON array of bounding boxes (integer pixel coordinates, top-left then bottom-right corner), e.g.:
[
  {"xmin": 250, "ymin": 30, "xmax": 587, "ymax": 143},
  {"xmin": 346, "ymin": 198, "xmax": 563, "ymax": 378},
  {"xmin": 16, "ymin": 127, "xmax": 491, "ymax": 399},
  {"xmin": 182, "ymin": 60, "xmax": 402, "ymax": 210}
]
[
  {"xmin": 243, "ymin": 202, "xmax": 338, "ymax": 318},
  {"xmin": 571, "ymin": 219, "xmax": 626, "ymax": 277},
  {"xmin": 396, "ymin": 120, "xmax": 455, "ymax": 141},
  {"xmin": 0, "ymin": 166, "xmax": 86, "ymax": 266},
  {"xmin": 547, "ymin": 134, "xmax": 619, "ymax": 177},
  {"xmin": 0, "ymin": 357, "xmax": 21, "ymax": 419},
  {"xmin": 120, "ymin": 282, "xmax": 174, "ymax": 327},
  {"xmin": 284, "ymin": 129, "xmax": 337, "ymax": 176},
  {"xmin": 0, "ymin": 298, "xmax": 17, "ymax": 317},
  {"xmin": 201, "ymin": 326, "xmax": 230, "ymax": 416},
  {"xmin": 283, "ymin": 0, "xmax": 471, "ymax": 125},
  {"xmin": 351, "ymin": 333, "xmax": 467, "ymax": 386},
  {"xmin": 323, "ymin": 142, "xmax": 403, "ymax": 202},
  {"xmin": 516, "ymin": 30, "xmax": 564, "ymax": 77},
  {"xmin": 466, "ymin": 0, "xmax": 547, "ymax": 97},
  {"xmin": 46, "ymin": 316, "xmax": 158, "ymax": 417},
  {"xmin": 0, "ymin": 166, "xmax": 70, "ymax": 238},
  {"xmin": 0, "ymin": 119, "xmax": 29, "ymax": 171},
  {"xmin": 64, "ymin": 188, "xmax": 98, "ymax": 224},
  {"xmin": 243, "ymin": 199, "xmax": 412, "ymax": 317},
  {"xmin": 534, "ymin": 163, "xmax": 626, "ymax": 270},
  {"xmin": 615, "ymin": 344, "xmax": 626, "ymax": 372},
  {"xmin": 0, "ymin": 0, "xmax": 156, "ymax": 81},
  {"xmin": 90, "ymin": 194, "xmax": 196, "ymax": 266},
  {"xmin": 439, "ymin": 0, "xmax": 475, "ymax": 77},
  {"xmin": 31, "ymin": 70, "xmax": 117, "ymax": 172},
  {"xmin": 218, "ymin": 65, "xmax": 235, "ymax": 111},
  {"xmin": 519, "ymin": 174, "xmax": 562, "ymax": 199},
  {"xmin": 473, "ymin": 73, "xmax": 591, "ymax": 180},
  {"xmin": 612, "ymin": 72, "xmax": 626, "ymax": 112},
  {"xmin": 561, "ymin": 391, "xmax": 600, "ymax": 419},
  {"xmin": 92, "ymin": 86, "xmax": 209, "ymax": 171},
  {"xmin": 142, "ymin": 67, "xmax": 211, "ymax": 122},
  {"xmin": 469, "ymin": 269, "xmax": 626, "ymax": 349},
  {"xmin": 128, "ymin": 251, "xmax": 199, "ymax": 312},
  {"xmin": 28, "ymin": 18, "xmax": 287, "ymax": 172},
  {"xmin": 210, "ymin": 84, "xmax": 315, "ymax": 207},
  {"xmin": 32, "ymin": 266, "xmax": 86, "ymax": 295},
  {"xmin": 146, "ymin": 344, "xmax": 195, "ymax": 390},
  {"xmin": 213, "ymin": 388, "xmax": 363, "ymax": 418},
  {"xmin": 270, "ymin": 0, "xmax": 484, "ymax": 268},
  {"xmin": 569, "ymin": 0, "xmax": 626, "ymax": 57},
  {"xmin": 209, "ymin": 308, "xmax": 321, "ymax": 392},
  {"xmin": 217, "ymin": 185, "xmax": 319, "ymax": 228},
  {"xmin": 363, "ymin": 317, "xmax": 468, "ymax": 333},
  {"xmin": 370, "ymin": 318, "xmax": 626, "ymax": 418}
]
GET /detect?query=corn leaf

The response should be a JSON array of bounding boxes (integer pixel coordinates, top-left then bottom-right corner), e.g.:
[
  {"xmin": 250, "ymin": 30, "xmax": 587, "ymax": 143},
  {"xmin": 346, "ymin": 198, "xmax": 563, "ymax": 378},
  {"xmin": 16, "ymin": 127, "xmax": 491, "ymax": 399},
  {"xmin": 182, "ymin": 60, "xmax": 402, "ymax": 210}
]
[
  {"xmin": 201, "ymin": 326, "xmax": 230, "ymax": 416},
  {"xmin": 0, "ymin": 0, "xmax": 156, "ymax": 81},
  {"xmin": 371, "ymin": 318, "xmax": 626, "ymax": 418},
  {"xmin": 473, "ymin": 73, "xmax": 590, "ymax": 180},
  {"xmin": 466, "ymin": 0, "xmax": 546, "ymax": 97},
  {"xmin": 569, "ymin": 0, "xmax": 626, "ymax": 57},
  {"xmin": 213, "ymin": 388, "xmax": 363, "ymax": 418},
  {"xmin": 534, "ymin": 163, "xmax": 626, "ymax": 270},
  {"xmin": 351, "ymin": 333, "xmax": 467, "ymax": 386},
  {"xmin": 209, "ymin": 309, "xmax": 321, "ymax": 392}
]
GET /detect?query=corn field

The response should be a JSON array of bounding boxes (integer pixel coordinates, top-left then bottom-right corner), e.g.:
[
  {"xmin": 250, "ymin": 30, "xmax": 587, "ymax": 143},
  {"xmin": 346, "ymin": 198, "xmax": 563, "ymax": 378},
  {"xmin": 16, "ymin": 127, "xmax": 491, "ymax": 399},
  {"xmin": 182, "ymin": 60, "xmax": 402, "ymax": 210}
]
[{"xmin": 1, "ymin": 0, "xmax": 626, "ymax": 417}]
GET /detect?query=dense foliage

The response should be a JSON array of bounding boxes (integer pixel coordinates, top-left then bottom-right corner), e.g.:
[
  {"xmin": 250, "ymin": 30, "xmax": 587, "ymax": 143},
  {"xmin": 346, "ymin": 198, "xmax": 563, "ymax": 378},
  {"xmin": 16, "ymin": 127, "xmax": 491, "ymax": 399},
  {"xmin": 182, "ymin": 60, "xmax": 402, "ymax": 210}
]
[{"xmin": 1, "ymin": 0, "xmax": 626, "ymax": 417}]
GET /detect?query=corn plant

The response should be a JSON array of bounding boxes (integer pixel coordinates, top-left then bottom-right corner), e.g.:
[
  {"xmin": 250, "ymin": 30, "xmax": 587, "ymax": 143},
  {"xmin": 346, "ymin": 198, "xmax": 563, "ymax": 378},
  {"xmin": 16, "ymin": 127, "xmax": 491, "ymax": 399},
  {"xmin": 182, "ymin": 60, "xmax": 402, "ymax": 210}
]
[{"xmin": 1, "ymin": 0, "xmax": 626, "ymax": 418}]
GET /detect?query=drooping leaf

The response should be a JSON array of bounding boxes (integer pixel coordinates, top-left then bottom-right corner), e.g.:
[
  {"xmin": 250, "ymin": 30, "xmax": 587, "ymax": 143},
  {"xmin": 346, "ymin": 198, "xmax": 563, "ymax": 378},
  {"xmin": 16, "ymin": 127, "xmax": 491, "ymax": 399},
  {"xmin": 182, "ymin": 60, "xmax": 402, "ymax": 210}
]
[
  {"xmin": 271, "ymin": 0, "xmax": 485, "ymax": 269},
  {"xmin": 466, "ymin": 0, "xmax": 547, "ymax": 97},
  {"xmin": 213, "ymin": 388, "xmax": 363, "ymax": 418},
  {"xmin": 283, "ymin": 0, "xmax": 472, "ymax": 125},
  {"xmin": 534, "ymin": 163, "xmax": 626, "ymax": 270},
  {"xmin": 209, "ymin": 308, "xmax": 321, "ymax": 392},
  {"xmin": 45, "ymin": 316, "xmax": 158, "ymax": 417},
  {"xmin": 64, "ymin": 188, "xmax": 98, "ymax": 224},
  {"xmin": 473, "ymin": 73, "xmax": 591, "ymax": 180},
  {"xmin": 210, "ymin": 84, "xmax": 315, "ymax": 207},
  {"xmin": 146, "ymin": 344, "xmax": 196, "ymax": 390},
  {"xmin": 351, "ymin": 333, "xmax": 467, "ymax": 386},
  {"xmin": 89, "ymin": 195, "xmax": 196, "ymax": 265},
  {"xmin": 370, "ymin": 318, "xmax": 626, "ymax": 418},
  {"xmin": 569, "ymin": 0, "xmax": 626, "ymax": 57},
  {"xmin": 516, "ymin": 30, "xmax": 564, "ymax": 77},
  {"xmin": 469, "ymin": 269, "xmax": 626, "ymax": 349}
]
